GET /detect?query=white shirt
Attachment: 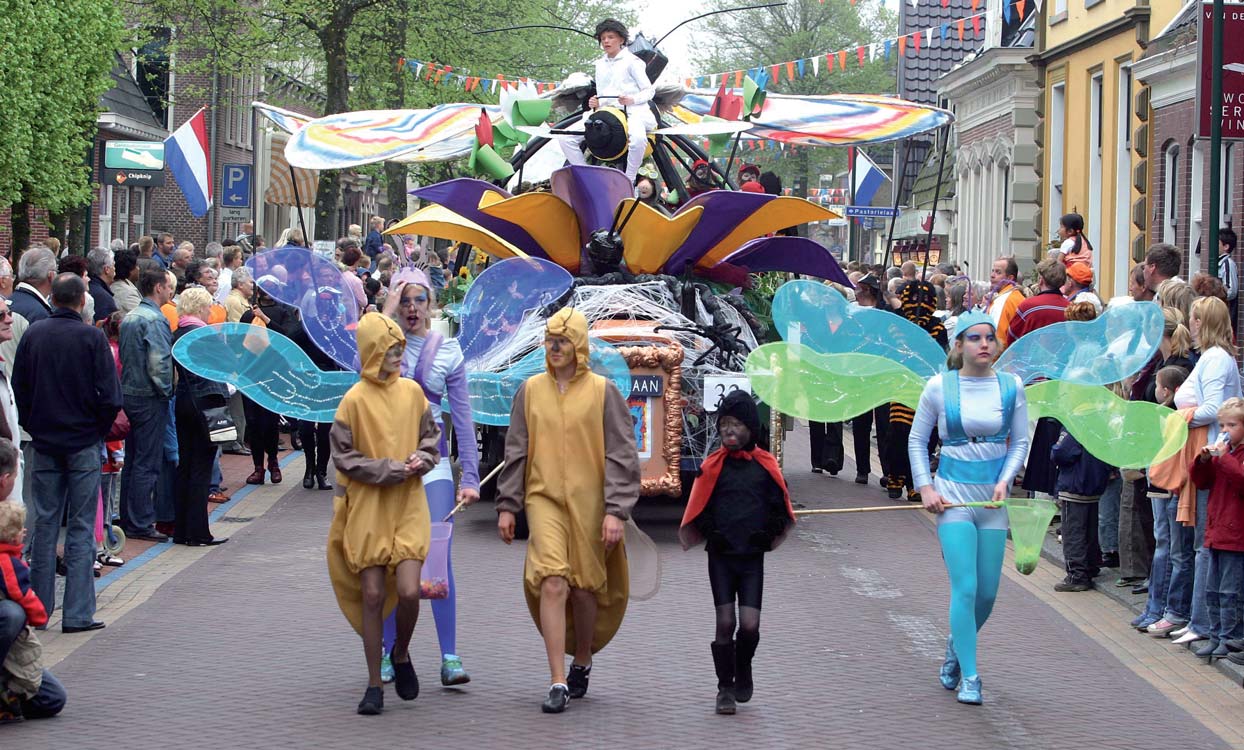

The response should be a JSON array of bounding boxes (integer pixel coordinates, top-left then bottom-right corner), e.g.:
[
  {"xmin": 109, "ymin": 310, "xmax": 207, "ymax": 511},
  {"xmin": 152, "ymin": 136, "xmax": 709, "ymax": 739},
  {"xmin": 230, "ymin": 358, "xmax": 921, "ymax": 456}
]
[
  {"xmin": 216, "ymin": 267, "xmax": 233, "ymax": 303},
  {"xmin": 1174, "ymin": 346, "xmax": 1244, "ymax": 438},
  {"xmin": 1220, "ymin": 254, "xmax": 1238, "ymax": 302},
  {"xmin": 594, "ymin": 48, "xmax": 654, "ymax": 114}
]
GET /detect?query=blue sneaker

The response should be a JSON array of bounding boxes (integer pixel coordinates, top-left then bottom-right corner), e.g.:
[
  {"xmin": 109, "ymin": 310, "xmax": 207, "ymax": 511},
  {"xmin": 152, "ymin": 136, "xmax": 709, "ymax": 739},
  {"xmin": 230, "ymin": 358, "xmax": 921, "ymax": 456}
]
[
  {"xmin": 939, "ymin": 637, "xmax": 960, "ymax": 690},
  {"xmin": 380, "ymin": 651, "xmax": 394, "ymax": 684},
  {"xmin": 440, "ymin": 654, "xmax": 471, "ymax": 686},
  {"xmin": 957, "ymin": 676, "xmax": 982, "ymax": 705}
]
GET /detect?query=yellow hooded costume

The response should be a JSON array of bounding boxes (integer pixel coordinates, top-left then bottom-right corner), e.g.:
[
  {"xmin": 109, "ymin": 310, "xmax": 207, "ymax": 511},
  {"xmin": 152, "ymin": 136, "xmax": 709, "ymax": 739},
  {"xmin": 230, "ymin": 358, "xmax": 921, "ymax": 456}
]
[
  {"xmin": 497, "ymin": 308, "xmax": 641, "ymax": 654},
  {"xmin": 327, "ymin": 313, "xmax": 442, "ymax": 634}
]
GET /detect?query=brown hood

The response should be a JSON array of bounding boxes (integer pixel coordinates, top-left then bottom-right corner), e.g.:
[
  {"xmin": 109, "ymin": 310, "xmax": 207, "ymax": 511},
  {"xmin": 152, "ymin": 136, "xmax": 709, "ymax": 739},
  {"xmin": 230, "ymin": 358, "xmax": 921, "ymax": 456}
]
[{"xmin": 356, "ymin": 311, "xmax": 406, "ymax": 386}]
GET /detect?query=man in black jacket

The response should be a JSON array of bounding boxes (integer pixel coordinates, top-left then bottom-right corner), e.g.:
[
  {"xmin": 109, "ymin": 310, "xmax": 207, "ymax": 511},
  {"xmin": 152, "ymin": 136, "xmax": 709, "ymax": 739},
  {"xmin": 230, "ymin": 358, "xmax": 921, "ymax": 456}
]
[{"xmin": 12, "ymin": 273, "xmax": 122, "ymax": 633}]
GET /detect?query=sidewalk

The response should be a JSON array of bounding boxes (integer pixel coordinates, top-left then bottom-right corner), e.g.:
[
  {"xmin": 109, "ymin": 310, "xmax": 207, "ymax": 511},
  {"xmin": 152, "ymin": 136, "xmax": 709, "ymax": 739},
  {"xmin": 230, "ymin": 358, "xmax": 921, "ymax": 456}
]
[{"xmin": 1038, "ymin": 510, "xmax": 1244, "ymax": 687}]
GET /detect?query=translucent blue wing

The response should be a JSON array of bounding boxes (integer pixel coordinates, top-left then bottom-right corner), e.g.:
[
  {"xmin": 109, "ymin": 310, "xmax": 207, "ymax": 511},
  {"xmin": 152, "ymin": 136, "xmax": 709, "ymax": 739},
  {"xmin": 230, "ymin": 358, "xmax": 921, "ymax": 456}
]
[
  {"xmin": 468, "ymin": 338, "xmax": 632, "ymax": 426},
  {"xmin": 458, "ymin": 257, "xmax": 574, "ymax": 367},
  {"xmin": 771, "ymin": 279, "xmax": 945, "ymax": 379},
  {"xmin": 172, "ymin": 323, "xmax": 355, "ymax": 423},
  {"xmin": 245, "ymin": 245, "xmax": 361, "ymax": 371},
  {"xmin": 995, "ymin": 301, "xmax": 1163, "ymax": 385}
]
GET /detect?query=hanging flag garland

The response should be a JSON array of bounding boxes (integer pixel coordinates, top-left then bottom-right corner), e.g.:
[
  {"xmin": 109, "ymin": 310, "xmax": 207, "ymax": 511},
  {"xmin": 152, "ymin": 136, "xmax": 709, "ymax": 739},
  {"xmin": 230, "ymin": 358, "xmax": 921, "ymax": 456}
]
[{"xmin": 399, "ymin": 2, "xmax": 1026, "ymax": 97}]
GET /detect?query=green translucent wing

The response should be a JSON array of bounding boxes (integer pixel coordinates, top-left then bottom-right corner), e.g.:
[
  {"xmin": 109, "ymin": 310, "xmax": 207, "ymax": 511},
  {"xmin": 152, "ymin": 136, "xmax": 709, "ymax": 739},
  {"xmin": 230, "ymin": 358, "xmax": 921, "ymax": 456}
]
[
  {"xmin": 1026, "ymin": 381, "xmax": 1188, "ymax": 469},
  {"xmin": 746, "ymin": 343, "xmax": 925, "ymax": 422}
]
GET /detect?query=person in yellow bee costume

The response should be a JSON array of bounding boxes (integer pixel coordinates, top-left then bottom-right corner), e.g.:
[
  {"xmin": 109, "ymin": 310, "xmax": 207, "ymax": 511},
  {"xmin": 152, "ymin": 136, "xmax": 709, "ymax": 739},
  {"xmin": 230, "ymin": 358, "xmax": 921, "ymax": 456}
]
[
  {"xmin": 496, "ymin": 307, "xmax": 641, "ymax": 714},
  {"xmin": 327, "ymin": 312, "xmax": 442, "ymax": 716}
]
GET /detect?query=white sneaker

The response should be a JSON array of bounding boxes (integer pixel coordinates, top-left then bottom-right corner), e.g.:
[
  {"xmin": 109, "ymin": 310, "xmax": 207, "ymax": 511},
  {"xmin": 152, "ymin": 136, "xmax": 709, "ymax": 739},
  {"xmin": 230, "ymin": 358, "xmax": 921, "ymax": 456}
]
[
  {"xmin": 1169, "ymin": 625, "xmax": 1190, "ymax": 639},
  {"xmin": 1172, "ymin": 630, "xmax": 1207, "ymax": 645}
]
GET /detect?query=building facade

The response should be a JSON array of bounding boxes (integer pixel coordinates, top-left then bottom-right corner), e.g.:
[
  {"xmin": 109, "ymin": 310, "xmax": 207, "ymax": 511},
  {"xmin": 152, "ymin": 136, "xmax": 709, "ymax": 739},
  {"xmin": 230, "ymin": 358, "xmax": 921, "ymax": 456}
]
[{"xmin": 1033, "ymin": 0, "xmax": 1184, "ymax": 297}]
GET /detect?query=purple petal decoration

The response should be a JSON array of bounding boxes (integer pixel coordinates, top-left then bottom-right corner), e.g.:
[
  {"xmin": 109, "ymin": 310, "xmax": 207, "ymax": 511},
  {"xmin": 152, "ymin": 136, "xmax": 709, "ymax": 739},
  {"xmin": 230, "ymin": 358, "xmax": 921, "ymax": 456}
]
[
  {"xmin": 410, "ymin": 178, "xmax": 549, "ymax": 260},
  {"xmin": 664, "ymin": 191, "xmax": 776, "ymax": 275},
  {"xmin": 245, "ymin": 246, "xmax": 360, "ymax": 371},
  {"xmin": 720, "ymin": 237, "xmax": 852, "ymax": 286},
  {"xmin": 550, "ymin": 165, "xmax": 634, "ymax": 247}
]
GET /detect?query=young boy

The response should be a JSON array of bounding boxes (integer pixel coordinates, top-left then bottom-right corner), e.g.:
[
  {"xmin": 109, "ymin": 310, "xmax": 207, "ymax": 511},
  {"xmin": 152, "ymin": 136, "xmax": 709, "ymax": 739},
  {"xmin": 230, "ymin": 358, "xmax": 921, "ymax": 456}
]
[
  {"xmin": 1051, "ymin": 425, "xmax": 1111, "ymax": 592},
  {"xmin": 679, "ymin": 391, "xmax": 794, "ymax": 715},
  {"xmin": 559, "ymin": 19, "xmax": 656, "ymax": 182},
  {"xmin": 325, "ymin": 313, "xmax": 442, "ymax": 715},
  {"xmin": 1189, "ymin": 397, "xmax": 1244, "ymax": 660},
  {"xmin": 0, "ymin": 437, "xmax": 47, "ymax": 723}
]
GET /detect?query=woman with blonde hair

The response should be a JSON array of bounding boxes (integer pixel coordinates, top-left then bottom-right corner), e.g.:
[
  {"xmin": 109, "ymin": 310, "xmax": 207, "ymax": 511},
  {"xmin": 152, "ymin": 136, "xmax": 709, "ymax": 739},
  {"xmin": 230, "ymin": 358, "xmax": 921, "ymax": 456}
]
[
  {"xmin": 1156, "ymin": 278, "xmax": 1193, "ymax": 324},
  {"xmin": 1157, "ymin": 296, "xmax": 1242, "ymax": 645},
  {"xmin": 170, "ymin": 287, "xmax": 229, "ymax": 546}
]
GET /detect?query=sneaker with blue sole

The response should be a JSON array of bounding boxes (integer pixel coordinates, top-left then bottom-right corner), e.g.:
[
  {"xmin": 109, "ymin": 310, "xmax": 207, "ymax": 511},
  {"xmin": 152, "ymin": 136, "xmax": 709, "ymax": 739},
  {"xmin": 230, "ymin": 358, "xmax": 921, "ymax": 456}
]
[
  {"xmin": 441, "ymin": 655, "xmax": 471, "ymax": 686},
  {"xmin": 939, "ymin": 637, "xmax": 960, "ymax": 690},
  {"xmin": 957, "ymin": 676, "xmax": 982, "ymax": 705}
]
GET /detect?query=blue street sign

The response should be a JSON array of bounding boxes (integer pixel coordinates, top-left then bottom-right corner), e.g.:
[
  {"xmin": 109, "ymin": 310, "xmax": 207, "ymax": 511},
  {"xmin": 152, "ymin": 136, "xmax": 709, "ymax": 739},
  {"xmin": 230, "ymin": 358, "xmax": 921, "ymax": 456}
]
[
  {"xmin": 222, "ymin": 164, "xmax": 251, "ymax": 208},
  {"xmin": 845, "ymin": 205, "xmax": 900, "ymax": 218}
]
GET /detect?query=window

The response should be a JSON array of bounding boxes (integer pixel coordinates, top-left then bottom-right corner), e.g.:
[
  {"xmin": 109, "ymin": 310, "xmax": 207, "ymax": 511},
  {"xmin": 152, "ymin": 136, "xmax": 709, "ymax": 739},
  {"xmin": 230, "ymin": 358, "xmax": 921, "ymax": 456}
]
[
  {"xmin": 1163, "ymin": 142, "xmax": 1180, "ymax": 245},
  {"xmin": 1088, "ymin": 73, "xmax": 1104, "ymax": 254},
  {"xmin": 1223, "ymin": 142, "xmax": 1235, "ymax": 225},
  {"xmin": 1190, "ymin": 141, "xmax": 1204, "ymax": 274},
  {"xmin": 1001, "ymin": 163, "xmax": 1012, "ymax": 251},
  {"xmin": 1049, "ymin": 83, "xmax": 1067, "ymax": 239},
  {"xmin": 134, "ymin": 28, "xmax": 172, "ymax": 129}
]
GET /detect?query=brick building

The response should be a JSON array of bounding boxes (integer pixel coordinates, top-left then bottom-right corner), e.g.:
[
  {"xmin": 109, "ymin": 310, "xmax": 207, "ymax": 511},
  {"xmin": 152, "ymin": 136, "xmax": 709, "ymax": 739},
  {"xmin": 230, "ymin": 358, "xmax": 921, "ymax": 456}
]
[{"xmin": 1134, "ymin": 2, "xmax": 1244, "ymax": 291}]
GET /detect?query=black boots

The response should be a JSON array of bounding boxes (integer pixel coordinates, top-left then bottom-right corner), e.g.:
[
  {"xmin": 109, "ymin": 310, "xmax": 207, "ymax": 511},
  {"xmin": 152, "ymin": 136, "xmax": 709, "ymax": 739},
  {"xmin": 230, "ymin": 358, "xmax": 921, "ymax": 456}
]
[
  {"xmin": 734, "ymin": 632, "xmax": 759, "ymax": 703},
  {"xmin": 711, "ymin": 641, "xmax": 736, "ymax": 715},
  {"xmin": 316, "ymin": 473, "xmax": 333, "ymax": 491},
  {"xmin": 302, "ymin": 466, "xmax": 315, "ymax": 489}
]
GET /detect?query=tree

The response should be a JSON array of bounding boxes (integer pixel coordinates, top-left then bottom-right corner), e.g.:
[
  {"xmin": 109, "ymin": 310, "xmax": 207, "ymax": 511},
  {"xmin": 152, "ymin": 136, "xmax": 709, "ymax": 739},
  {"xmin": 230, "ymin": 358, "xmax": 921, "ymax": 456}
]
[{"xmin": 0, "ymin": 0, "xmax": 122, "ymax": 253}]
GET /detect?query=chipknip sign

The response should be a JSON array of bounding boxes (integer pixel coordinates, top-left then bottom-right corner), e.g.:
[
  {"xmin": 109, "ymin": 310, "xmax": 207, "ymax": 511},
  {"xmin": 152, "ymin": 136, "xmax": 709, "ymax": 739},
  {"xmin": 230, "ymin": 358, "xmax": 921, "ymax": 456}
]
[{"xmin": 1198, "ymin": 1, "xmax": 1244, "ymax": 139}]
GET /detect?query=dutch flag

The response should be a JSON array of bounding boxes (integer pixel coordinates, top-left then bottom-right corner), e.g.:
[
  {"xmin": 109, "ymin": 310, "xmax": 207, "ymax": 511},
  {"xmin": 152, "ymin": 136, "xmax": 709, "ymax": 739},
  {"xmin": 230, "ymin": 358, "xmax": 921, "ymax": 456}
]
[
  {"xmin": 849, "ymin": 146, "xmax": 888, "ymax": 208},
  {"xmin": 164, "ymin": 107, "xmax": 212, "ymax": 218}
]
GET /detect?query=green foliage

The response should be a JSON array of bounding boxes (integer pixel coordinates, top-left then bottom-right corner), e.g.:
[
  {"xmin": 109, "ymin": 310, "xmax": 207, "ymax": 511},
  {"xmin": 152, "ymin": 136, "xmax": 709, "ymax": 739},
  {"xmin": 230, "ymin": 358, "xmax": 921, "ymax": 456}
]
[
  {"xmin": 0, "ymin": 0, "xmax": 122, "ymax": 210},
  {"xmin": 695, "ymin": 0, "xmax": 898, "ymax": 192}
]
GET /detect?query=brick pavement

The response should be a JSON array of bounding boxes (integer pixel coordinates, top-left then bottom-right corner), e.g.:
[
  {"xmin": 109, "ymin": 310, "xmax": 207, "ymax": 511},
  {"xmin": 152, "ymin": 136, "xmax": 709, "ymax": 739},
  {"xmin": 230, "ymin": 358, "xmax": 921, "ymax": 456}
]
[{"xmin": 6, "ymin": 425, "xmax": 1243, "ymax": 749}]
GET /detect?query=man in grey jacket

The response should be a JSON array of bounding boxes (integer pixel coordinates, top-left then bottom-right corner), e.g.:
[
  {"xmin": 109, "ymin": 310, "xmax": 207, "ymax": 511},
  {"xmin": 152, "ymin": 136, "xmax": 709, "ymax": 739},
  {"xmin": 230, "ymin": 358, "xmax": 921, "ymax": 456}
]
[{"xmin": 117, "ymin": 267, "xmax": 175, "ymax": 542}]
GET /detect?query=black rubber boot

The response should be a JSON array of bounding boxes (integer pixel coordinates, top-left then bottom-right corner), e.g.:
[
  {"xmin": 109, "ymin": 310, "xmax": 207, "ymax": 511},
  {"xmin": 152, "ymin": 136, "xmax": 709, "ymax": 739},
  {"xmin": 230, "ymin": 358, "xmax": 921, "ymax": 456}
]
[
  {"xmin": 316, "ymin": 473, "xmax": 333, "ymax": 491},
  {"xmin": 735, "ymin": 632, "xmax": 759, "ymax": 703},
  {"xmin": 711, "ymin": 641, "xmax": 737, "ymax": 715},
  {"xmin": 302, "ymin": 466, "xmax": 315, "ymax": 489}
]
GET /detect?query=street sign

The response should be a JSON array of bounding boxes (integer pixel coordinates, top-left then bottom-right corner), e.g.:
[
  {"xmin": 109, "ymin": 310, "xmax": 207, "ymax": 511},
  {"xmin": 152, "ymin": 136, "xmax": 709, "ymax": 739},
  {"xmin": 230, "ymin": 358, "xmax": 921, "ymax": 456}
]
[
  {"xmin": 630, "ymin": 375, "xmax": 664, "ymax": 399},
  {"xmin": 219, "ymin": 206, "xmax": 252, "ymax": 221},
  {"xmin": 1198, "ymin": 2, "xmax": 1244, "ymax": 139},
  {"xmin": 845, "ymin": 205, "xmax": 900, "ymax": 218},
  {"xmin": 703, "ymin": 375, "xmax": 751, "ymax": 413},
  {"xmin": 104, "ymin": 141, "xmax": 165, "ymax": 170},
  {"xmin": 102, "ymin": 168, "xmax": 165, "ymax": 187},
  {"xmin": 222, "ymin": 164, "xmax": 252, "ymax": 208}
]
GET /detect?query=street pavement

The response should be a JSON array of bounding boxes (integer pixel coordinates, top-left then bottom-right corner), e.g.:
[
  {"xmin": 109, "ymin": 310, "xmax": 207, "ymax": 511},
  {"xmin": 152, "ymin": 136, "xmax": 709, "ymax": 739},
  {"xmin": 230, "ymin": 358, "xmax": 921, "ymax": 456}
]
[{"xmin": 8, "ymin": 425, "xmax": 1244, "ymax": 748}]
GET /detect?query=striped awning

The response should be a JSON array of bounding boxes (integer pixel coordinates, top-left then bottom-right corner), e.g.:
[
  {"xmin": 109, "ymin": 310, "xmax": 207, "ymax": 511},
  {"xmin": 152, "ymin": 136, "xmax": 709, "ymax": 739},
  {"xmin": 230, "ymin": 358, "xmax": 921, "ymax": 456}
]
[{"xmin": 266, "ymin": 134, "xmax": 318, "ymax": 207}]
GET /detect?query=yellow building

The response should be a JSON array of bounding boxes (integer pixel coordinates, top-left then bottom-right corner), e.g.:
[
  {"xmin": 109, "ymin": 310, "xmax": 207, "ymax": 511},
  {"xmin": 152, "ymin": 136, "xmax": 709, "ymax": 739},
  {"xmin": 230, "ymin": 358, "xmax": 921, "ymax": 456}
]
[{"xmin": 1034, "ymin": 0, "xmax": 1184, "ymax": 297}]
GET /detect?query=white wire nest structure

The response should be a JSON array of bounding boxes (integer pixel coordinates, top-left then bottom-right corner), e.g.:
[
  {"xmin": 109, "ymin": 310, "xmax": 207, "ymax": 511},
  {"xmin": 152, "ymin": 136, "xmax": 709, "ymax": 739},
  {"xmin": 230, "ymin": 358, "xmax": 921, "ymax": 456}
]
[{"xmin": 469, "ymin": 280, "xmax": 760, "ymax": 469}]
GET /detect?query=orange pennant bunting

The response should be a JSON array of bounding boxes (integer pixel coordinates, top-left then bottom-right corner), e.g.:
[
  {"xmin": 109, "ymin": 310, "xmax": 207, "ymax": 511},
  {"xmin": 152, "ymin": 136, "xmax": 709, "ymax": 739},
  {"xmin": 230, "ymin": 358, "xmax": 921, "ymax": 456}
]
[
  {"xmin": 838, "ymin": 50, "xmax": 848, "ymax": 69},
  {"xmin": 857, "ymin": 46, "xmax": 866, "ymax": 66},
  {"xmin": 826, "ymin": 52, "xmax": 834, "ymax": 73},
  {"xmin": 913, "ymin": 29, "xmax": 922, "ymax": 52},
  {"xmin": 971, "ymin": 15, "xmax": 981, "ymax": 35},
  {"xmin": 786, "ymin": 61, "xmax": 796, "ymax": 80},
  {"xmin": 898, "ymin": 35, "xmax": 907, "ymax": 56},
  {"xmin": 771, "ymin": 64, "xmax": 780, "ymax": 82},
  {"xmin": 957, "ymin": 19, "xmax": 965, "ymax": 40},
  {"xmin": 1018, "ymin": 0, "xmax": 1027, "ymax": 17},
  {"xmin": 735, "ymin": 70, "xmax": 743, "ymax": 87}
]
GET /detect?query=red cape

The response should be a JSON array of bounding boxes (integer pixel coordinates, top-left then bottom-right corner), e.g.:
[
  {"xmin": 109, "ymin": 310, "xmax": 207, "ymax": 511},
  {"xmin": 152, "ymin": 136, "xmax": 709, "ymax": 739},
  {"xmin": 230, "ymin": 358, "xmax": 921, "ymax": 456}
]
[{"xmin": 679, "ymin": 446, "xmax": 795, "ymax": 550}]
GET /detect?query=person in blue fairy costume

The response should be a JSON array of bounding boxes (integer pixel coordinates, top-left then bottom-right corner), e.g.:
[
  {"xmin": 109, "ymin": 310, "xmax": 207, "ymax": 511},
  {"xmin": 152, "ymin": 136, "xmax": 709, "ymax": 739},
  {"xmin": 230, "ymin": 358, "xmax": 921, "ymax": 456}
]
[
  {"xmin": 378, "ymin": 267, "xmax": 480, "ymax": 687},
  {"xmin": 908, "ymin": 310, "xmax": 1030, "ymax": 706}
]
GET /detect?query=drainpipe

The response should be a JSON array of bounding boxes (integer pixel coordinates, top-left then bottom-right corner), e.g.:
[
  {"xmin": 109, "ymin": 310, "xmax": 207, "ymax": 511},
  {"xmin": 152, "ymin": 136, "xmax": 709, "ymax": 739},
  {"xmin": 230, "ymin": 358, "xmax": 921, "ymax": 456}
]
[{"xmin": 207, "ymin": 56, "xmax": 220, "ymax": 244}]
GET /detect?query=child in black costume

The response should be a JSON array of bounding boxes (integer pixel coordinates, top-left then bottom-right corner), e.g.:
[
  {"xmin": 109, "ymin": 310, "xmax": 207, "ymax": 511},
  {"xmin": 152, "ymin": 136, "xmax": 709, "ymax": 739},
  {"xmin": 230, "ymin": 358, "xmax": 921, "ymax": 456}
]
[{"xmin": 679, "ymin": 391, "xmax": 795, "ymax": 715}]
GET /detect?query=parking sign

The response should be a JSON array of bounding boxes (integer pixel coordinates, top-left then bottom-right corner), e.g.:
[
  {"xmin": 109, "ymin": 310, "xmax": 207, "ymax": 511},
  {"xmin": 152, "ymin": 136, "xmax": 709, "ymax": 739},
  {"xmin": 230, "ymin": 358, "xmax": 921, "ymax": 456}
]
[{"xmin": 222, "ymin": 164, "xmax": 251, "ymax": 208}]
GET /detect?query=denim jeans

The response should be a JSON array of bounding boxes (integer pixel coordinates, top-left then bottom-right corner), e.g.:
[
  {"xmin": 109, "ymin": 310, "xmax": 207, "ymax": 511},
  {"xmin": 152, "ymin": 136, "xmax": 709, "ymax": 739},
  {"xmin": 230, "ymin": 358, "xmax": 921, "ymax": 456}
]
[
  {"xmin": 0, "ymin": 599, "xmax": 67, "ymax": 717},
  {"xmin": 30, "ymin": 445, "xmax": 101, "ymax": 628},
  {"xmin": 1164, "ymin": 497, "xmax": 1196, "ymax": 623},
  {"xmin": 1098, "ymin": 476, "xmax": 1121, "ymax": 553},
  {"xmin": 1190, "ymin": 488, "xmax": 1212, "ymax": 635},
  {"xmin": 1207, "ymin": 548, "xmax": 1244, "ymax": 642},
  {"xmin": 1144, "ymin": 494, "xmax": 1177, "ymax": 621},
  {"xmin": 155, "ymin": 398, "xmax": 180, "ymax": 524},
  {"xmin": 120, "ymin": 394, "xmax": 170, "ymax": 532},
  {"xmin": 210, "ymin": 448, "xmax": 223, "ymax": 494}
]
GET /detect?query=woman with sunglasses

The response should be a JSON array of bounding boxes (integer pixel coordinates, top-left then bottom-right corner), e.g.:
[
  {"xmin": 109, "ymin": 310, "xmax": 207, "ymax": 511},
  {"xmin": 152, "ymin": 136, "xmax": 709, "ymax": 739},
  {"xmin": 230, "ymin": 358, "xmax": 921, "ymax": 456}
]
[
  {"xmin": 908, "ymin": 311, "xmax": 1030, "ymax": 705},
  {"xmin": 378, "ymin": 268, "xmax": 480, "ymax": 687}
]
